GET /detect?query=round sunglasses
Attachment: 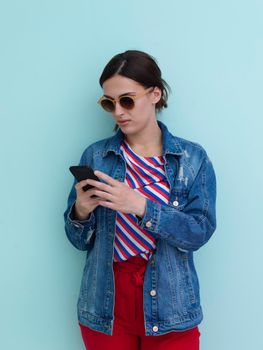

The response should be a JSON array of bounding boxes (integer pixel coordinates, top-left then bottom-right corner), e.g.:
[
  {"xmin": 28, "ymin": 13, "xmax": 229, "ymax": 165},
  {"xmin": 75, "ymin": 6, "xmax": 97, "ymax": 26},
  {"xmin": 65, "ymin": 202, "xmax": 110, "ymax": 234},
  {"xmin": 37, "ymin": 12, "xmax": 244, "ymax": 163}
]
[{"xmin": 97, "ymin": 87, "xmax": 153, "ymax": 112}]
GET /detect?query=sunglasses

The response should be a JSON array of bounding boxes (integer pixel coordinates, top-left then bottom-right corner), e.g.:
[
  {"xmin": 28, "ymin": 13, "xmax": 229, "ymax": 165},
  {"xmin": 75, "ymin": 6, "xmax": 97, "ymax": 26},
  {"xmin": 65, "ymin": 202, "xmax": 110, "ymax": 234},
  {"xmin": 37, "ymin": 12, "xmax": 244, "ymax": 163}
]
[{"xmin": 97, "ymin": 87, "xmax": 153, "ymax": 112}]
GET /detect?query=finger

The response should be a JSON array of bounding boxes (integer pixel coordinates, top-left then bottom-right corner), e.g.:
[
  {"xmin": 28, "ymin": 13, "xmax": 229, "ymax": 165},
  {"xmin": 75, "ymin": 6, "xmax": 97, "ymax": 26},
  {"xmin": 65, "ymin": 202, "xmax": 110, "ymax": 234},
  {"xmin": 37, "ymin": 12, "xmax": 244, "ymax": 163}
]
[
  {"xmin": 86, "ymin": 179, "xmax": 114, "ymax": 193},
  {"xmin": 84, "ymin": 188, "xmax": 98, "ymax": 198},
  {"xmin": 93, "ymin": 190, "xmax": 114, "ymax": 201},
  {"xmin": 75, "ymin": 184, "xmax": 97, "ymax": 199},
  {"xmin": 75, "ymin": 179, "xmax": 91, "ymax": 191},
  {"xmin": 98, "ymin": 200, "xmax": 116, "ymax": 209},
  {"xmin": 90, "ymin": 197, "xmax": 101, "ymax": 205},
  {"xmin": 94, "ymin": 170, "xmax": 119, "ymax": 187}
]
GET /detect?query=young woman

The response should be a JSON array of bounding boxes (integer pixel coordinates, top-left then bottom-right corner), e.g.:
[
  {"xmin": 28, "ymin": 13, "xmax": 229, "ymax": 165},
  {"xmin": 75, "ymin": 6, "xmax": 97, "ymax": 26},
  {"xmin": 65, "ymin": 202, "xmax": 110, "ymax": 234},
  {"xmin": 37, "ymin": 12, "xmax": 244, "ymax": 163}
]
[{"xmin": 64, "ymin": 50, "xmax": 216, "ymax": 350}]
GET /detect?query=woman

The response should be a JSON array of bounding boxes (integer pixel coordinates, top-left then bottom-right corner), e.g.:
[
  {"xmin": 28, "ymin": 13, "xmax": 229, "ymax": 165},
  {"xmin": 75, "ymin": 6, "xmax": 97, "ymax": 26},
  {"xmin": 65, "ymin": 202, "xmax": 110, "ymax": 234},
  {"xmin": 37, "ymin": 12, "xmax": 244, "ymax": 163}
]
[{"xmin": 64, "ymin": 50, "xmax": 216, "ymax": 350}]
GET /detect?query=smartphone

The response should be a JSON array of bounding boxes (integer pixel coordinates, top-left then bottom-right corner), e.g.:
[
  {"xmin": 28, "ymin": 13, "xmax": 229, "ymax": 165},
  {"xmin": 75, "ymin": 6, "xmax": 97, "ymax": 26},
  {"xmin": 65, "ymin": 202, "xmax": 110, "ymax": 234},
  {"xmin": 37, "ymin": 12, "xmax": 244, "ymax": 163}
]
[{"xmin": 69, "ymin": 165, "xmax": 100, "ymax": 191}]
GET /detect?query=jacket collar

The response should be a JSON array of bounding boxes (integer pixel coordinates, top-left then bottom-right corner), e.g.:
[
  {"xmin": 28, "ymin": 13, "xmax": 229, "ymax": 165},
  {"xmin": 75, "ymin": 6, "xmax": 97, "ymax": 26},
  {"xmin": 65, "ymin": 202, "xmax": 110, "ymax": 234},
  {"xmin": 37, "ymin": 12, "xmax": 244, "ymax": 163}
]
[{"xmin": 102, "ymin": 120, "xmax": 184, "ymax": 157}]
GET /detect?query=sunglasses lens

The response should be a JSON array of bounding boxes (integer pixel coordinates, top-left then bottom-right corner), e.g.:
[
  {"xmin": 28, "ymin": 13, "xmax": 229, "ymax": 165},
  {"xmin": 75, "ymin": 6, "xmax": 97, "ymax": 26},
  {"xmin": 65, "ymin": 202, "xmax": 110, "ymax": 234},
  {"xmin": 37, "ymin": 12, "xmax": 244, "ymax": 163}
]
[
  {"xmin": 100, "ymin": 99, "xmax": 115, "ymax": 112},
  {"xmin": 120, "ymin": 96, "xmax": 134, "ymax": 110}
]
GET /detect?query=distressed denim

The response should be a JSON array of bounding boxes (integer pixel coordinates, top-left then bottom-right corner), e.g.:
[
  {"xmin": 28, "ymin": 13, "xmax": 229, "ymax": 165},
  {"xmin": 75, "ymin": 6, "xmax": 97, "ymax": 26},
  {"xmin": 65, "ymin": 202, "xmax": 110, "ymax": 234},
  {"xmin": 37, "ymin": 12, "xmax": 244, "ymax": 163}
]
[{"xmin": 64, "ymin": 121, "xmax": 217, "ymax": 336}]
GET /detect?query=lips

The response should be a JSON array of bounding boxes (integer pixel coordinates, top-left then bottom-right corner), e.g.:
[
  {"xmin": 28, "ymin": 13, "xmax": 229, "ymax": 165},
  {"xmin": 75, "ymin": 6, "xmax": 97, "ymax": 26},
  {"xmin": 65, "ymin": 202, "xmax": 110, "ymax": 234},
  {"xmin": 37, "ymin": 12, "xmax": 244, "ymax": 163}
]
[{"xmin": 117, "ymin": 120, "xmax": 131, "ymax": 125}]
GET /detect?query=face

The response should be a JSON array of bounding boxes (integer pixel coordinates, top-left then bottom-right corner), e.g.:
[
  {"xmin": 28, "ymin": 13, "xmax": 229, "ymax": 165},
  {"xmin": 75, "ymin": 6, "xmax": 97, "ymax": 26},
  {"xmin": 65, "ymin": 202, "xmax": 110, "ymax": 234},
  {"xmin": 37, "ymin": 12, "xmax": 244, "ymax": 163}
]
[{"xmin": 101, "ymin": 75, "xmax": 161, "ymax": 135}]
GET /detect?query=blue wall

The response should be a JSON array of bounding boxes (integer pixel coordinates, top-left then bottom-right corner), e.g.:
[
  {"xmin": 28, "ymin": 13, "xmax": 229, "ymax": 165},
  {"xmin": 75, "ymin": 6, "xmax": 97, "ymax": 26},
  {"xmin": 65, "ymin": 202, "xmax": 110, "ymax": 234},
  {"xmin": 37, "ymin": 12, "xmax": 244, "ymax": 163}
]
[{"xmin": 1, "ymin": 1, "xmax": 262, "ymax": 349}]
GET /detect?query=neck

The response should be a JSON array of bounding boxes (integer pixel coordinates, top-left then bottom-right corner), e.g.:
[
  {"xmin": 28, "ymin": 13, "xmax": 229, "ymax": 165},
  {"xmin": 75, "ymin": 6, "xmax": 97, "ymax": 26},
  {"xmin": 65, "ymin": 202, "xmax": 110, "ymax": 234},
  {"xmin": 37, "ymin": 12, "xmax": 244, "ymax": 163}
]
[{"xmin": 125, "ymin": 120, "xmax": 163, "ymax": 156}]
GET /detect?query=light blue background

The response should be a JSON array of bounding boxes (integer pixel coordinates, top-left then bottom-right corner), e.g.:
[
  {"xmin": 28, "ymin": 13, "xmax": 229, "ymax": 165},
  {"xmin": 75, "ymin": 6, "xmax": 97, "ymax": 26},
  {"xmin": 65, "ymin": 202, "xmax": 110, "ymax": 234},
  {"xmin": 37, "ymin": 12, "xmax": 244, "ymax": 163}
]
[{"xmin": 1, "ymin": 1, "xmax": 262, "ymax": 349}]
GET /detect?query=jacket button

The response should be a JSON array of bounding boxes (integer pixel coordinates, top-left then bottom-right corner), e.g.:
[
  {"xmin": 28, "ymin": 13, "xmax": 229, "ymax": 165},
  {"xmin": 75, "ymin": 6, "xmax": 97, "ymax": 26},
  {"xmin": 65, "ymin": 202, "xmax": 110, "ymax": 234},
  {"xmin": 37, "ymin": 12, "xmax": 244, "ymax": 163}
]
[
  {"xmin": 173, "ymin": 200, "xmax": 179, "ymax": 207},
  {"xmin": 153, "ymin": 326, "xmax": 159, "ymax": 332},
  {"xmin": 146, "ymin": 221, "xmax": 152, "ymax": 228},
  {"xmin": 150, "ymin": 289, "xmax": 157, "ymax": 297}
]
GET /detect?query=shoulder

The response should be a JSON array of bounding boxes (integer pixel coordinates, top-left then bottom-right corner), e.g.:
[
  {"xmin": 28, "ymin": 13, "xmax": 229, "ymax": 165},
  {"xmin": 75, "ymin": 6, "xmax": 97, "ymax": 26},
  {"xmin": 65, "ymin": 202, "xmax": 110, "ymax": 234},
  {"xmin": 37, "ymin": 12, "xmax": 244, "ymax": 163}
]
[
  {"xmin": 162, "ymin": 121, "xmax": 210, "ymax": 162},
  {"xmin": 175, "ymin": 134, "xmax": 209, "ymax": 159},
  {"xmin": 162, "ymin": 123, "xmax": 214, "ymax": 178}
]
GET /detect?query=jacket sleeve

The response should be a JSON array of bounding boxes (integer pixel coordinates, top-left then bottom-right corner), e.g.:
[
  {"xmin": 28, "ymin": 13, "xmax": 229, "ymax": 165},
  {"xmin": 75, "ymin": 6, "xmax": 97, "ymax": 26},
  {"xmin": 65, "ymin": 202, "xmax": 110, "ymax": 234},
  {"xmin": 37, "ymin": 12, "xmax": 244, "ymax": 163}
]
[
  {"xmin": 138, "ymin": 155, "xmax": 217, "ymax": 251},
  {"xmin": 63, "ymin": 146, "xmax": 96, "ymax": 251}
]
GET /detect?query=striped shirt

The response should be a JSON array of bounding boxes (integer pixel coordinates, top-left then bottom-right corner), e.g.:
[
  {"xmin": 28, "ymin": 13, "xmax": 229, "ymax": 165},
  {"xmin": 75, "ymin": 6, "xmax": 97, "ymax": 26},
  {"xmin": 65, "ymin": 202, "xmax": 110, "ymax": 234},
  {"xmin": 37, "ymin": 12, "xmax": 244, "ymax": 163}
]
[{"xmin": 113, "ymin": 138, "xmax": 170, "ymax": 262}]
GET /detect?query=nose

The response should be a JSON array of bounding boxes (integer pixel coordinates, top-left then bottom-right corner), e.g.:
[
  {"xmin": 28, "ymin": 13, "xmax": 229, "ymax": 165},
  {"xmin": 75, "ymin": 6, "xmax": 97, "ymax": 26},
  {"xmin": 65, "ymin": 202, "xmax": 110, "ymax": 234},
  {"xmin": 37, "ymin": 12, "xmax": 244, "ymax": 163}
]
[{"xmin": 113, "ymin": 101, "xmax": 125, "ymax": 117}]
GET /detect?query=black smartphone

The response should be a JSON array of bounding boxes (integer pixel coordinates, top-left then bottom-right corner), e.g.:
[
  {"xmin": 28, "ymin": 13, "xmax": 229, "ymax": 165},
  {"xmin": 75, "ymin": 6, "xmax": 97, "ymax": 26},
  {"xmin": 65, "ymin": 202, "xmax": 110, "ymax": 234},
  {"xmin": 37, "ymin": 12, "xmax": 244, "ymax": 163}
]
[{"xmin": 69, "ymin": 165, "xmax": 100, "ymax": 191}]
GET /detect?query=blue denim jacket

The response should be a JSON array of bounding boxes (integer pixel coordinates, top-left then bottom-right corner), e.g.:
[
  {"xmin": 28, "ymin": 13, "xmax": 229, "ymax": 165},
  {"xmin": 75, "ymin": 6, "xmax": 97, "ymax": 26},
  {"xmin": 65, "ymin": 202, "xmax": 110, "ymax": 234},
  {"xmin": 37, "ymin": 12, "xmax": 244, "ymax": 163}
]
[{"xmin": 64, "ymin": 121, "xmax": 216, "ymax": 336}]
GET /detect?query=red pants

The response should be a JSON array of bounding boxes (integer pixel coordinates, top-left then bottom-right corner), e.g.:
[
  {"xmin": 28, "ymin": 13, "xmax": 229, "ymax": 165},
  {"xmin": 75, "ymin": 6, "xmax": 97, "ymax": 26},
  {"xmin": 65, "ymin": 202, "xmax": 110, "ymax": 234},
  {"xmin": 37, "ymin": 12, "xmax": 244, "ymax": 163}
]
[{"xmin": 79, "ymin": 256, "xmax": 200, "ymax": 350}]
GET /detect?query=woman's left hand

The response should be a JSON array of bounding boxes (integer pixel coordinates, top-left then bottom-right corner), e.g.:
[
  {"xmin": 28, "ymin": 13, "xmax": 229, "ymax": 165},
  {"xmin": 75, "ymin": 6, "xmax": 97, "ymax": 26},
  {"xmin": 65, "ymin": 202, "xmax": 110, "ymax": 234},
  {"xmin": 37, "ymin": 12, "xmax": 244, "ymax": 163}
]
[{"xmin": 85, "ymin": 170, "xmax": 146, "ymax": 218}]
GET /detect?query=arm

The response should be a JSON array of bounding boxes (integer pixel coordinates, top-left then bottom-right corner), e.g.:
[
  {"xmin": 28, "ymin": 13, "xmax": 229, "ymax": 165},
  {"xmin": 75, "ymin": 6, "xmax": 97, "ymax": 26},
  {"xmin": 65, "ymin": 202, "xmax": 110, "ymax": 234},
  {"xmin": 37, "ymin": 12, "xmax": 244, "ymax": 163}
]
[
  {"xmin": 64, "ymin": 184, "xmax": 96, "ymax": 251},
  {"xmin": 137, "ymin": 156, "xmax": 217, "ymax": 251},
  {"xmin": 63, "ymin": 147, "xmax": 97, "ymax": 251}
]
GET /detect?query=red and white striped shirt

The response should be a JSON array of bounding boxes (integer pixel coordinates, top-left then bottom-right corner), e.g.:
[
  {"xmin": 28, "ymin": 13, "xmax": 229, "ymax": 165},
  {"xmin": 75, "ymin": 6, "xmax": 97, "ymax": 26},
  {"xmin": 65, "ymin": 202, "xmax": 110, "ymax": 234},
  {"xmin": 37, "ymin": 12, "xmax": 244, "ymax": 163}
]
[{"xmin": 113, "ymin": 138, "xmax": 170, "ymax": 262}]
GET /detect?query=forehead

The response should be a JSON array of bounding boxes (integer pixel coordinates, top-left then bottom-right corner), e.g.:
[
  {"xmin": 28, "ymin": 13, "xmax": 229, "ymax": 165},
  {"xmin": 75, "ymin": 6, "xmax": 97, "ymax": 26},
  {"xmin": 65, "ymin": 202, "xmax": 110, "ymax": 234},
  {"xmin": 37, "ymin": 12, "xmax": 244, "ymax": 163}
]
[{"xmin": 102, "ymin": 75, "xmax": 142, "ymax": 97}]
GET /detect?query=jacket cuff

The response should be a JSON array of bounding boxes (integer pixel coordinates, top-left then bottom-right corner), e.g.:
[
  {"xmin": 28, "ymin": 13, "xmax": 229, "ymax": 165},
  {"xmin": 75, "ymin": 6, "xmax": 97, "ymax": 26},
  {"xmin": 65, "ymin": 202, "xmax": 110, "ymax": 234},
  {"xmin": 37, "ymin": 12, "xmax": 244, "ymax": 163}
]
[
  {"xmin": 137, "ymin": 198, "xmax": 163, "ymax": 235},
  {"xmin": 137, "ymin": 199, "xmax": 188, "ymax": 252},
  {"xmin": 66, "ymin": 203, "xmax": 95, "ymax": 241}
]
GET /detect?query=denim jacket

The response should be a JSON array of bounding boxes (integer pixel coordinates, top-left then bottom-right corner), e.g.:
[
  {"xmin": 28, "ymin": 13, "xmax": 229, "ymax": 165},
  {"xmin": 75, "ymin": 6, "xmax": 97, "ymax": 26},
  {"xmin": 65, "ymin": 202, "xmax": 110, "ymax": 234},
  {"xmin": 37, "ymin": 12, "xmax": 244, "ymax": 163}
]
[{"xmin": 64, "ymin": 121, "xmax": 216, "ymax": 336}]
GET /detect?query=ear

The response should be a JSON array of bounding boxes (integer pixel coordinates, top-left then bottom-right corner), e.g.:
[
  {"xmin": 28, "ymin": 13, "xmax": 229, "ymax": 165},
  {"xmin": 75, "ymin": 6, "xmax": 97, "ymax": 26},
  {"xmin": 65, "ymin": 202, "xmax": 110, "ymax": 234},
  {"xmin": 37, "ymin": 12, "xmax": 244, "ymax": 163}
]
[{"xmin": 151, "ymin": 87, "xmax": 162, "ymax": 104}]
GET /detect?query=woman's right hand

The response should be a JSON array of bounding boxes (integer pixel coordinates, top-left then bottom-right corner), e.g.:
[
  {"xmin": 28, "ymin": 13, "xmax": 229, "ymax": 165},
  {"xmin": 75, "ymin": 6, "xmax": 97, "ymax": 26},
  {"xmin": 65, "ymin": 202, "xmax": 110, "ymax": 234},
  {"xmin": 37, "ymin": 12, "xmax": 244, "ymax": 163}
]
[{"xmin": 74, "ymin": 179, "xmax": 101, "ymax": 220}]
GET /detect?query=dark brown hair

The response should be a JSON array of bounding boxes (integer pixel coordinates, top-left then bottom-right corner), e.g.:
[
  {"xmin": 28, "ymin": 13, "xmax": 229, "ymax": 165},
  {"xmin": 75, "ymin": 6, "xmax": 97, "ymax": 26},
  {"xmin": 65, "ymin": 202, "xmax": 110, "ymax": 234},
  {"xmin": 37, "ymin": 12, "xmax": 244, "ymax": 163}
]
[{"xmin": 99, "ymin": 50, "xmax": 171, "ymax": 112}]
